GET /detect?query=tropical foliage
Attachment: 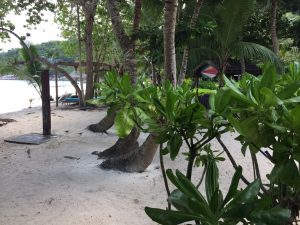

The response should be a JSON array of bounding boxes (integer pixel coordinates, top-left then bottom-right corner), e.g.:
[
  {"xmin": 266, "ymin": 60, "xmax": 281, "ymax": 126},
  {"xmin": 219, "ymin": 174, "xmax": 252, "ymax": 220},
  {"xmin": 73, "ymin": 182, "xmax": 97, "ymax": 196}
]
[
  {"xmin": 1, "ymin": 0, "xmax": 300, "ymax": 224},
  {"xmin": 144, "ymin": 62, "xmax": 300, "ymax": 224}
]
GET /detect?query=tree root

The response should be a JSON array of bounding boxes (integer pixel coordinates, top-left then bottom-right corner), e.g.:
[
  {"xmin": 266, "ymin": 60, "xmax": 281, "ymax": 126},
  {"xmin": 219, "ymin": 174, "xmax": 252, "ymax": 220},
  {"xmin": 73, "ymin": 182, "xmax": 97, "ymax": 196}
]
[
  {"xmin": 98, "ymin": 142, "xmax": 139, "ymax": 159},
  {"xmin": 99, "ymin": 134, "xmax": 158, "ymax": 173},
  {"xmin": 96, "ymin": 127, "xmax": 140, "ymax": 159},
  {"xmin": 87, "ymin": 110, "xmax": 116, "ymax": 133}
]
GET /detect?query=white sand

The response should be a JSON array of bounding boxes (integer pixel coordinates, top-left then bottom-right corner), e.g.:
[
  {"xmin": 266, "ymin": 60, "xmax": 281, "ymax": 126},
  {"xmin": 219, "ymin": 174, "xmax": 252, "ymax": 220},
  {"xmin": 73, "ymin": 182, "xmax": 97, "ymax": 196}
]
[{"xmin": 0, "ymin": 105, "xmax": 273, "ymax": 225}]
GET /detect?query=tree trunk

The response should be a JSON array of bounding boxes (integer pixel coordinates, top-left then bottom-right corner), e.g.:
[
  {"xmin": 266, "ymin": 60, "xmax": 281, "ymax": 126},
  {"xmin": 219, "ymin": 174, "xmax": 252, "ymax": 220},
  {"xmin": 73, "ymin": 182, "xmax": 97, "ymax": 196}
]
[
  {"xmin": 100, "ymin": 134, "xmax": 159, "ymax": 172},
  {"xmin": 240, "ymin": 56, "xmax": 245, "ymax": 79},
  {"xmin": 82, "ymin": 1, "xmax": 98, "ymax": 100},
  {"xmin": 88, "ymin": 109, "xmax": 117, "ymax": 133},
  {"xmin": 164, "ymin": 0, "xmax": 178, "ymax": 86},
  {"xmin": 97, "ymin": 0, "xmax": 160, "ymax": 173},
  {"xmin": 77, "ymin": 3, "xmax": 85, "ymax": 105},
  {"xmin": 107, "ymin": 0, "xmax": 137, "ymax": 83},
  {"xmin": 178, "ymin": 0, "xmax": 204, "ymax": 85},
  {"xmin": 97, "ymin": 127, "xmax": 140, "ymax": 159},
  {"xmin": 219, "ymin": 57, "xmax": 228, "ymax": 87},
  {"xmin": 132, "ymin": 0, "xmax": 142, "ymax": 42},
  {"xmin": 270, "ymin": 0, "xmax": 279, "ymax": 55}
]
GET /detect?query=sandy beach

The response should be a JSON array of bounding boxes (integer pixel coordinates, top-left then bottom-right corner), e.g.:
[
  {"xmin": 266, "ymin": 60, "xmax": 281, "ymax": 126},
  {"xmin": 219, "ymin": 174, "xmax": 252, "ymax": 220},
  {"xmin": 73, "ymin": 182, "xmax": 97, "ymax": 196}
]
[{"xmin": 0, "ymin": 105, "xmax": 273, "ymax": 225}]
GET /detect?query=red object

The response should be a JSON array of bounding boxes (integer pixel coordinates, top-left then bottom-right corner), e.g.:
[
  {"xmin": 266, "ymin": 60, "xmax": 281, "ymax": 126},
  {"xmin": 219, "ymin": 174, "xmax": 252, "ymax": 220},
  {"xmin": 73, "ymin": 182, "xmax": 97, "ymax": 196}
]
[{"xmin": 201, "ymin": 65, "xmax": 218, "ymax": 79}]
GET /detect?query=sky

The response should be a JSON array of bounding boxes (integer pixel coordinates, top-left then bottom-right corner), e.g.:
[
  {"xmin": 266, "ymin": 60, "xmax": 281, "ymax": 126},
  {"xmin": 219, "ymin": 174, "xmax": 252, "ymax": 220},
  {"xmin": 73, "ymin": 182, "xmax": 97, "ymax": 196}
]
[{"xmin": 0, "ymin": 11, "xmax": 63, "ymax": 52}]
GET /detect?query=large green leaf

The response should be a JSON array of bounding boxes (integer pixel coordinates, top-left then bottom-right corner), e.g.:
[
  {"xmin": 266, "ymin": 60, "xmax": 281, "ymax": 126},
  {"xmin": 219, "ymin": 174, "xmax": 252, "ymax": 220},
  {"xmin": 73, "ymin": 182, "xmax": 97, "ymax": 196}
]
[
  {"xmin": 260, "ymin": 64, "xmax": 277, "ymax": 91},
  {"xmin": 214, "ymin": 87, "xmax": 232, "ymax": 113},
  {"xmin": 270, "ymin": 160, "xmax": 300, "ymax": 189},
  {"xmin": 168, "ymin": 190, "xmax": 214, "ymax": 219},
  {"xmin": 166, "ymin": 170, "xmax": 207, "ymax": 204},
  {"xmin": 224, "ymin": 76, "xmax": 254, "ymax": 106},
  {"xmin": 260, "ymin": 87, "xmax": 283, "ymax": 106},
  {"xmin": 250, "ymin": 208, "xmax": 291, "ymax": 225},
  {"xmin": 114, "ymin": 108, "xmax": 135, "ymax": 138},
  {"xmin": 167, "ymin": 133, "xmax": 183, "ymax": 160},
  {"xmin": 277, "ymin": 81, "xmax": 300, "ymax": 99},
  {"xmin": 145, "ymin": 207, "xmax": 203, "ymax": 225},
  {"xmin": 152, "ymin": 98, "xmax": 167, "ymax": 117},
  {"xmin": 120, "ymin": 74, "xmax": 133, "ymax": 95},
  {"xmin": 283, "ymin": 96, "xmax": 300, "ymax": 104},
  {"xmin": 223, "ymin": 166, "xmax": 242, "ymax": 206},
  {"xmin": 224, "ymin": 180, "xmax": 261, "ymax": 219},
  {"xmin": 227, "ymin": 179, "xmax": 260, "ymax": 206},
  {"xmin": 205, "ymin": 157, "xmax": 219, "ymax": 203},
  {"xmin": 165, "ymin": 89, "xmax": 177, "ymax": 120},
  {"xmin": 209, "ymin": 190, "xmax": 223, "ymax": 215},
  {"xmin": 234, "ymin": 116, "xmax": 263, "ymax": 146},
  {"xmin": 290, "ymin": 105, "xmax": 300, "ymax": 128}
]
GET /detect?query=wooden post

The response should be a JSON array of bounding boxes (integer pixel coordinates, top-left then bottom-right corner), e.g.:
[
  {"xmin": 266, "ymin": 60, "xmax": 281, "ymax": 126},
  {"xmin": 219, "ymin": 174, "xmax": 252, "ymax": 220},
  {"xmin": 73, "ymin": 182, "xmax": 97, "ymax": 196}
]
[
  {"xmin": 41, "ymin": 70, "xmax": 51, "ymax": 135},
  {"xmin": 55, "ymin": 70, "xmax": 59, "ymax": 107}
]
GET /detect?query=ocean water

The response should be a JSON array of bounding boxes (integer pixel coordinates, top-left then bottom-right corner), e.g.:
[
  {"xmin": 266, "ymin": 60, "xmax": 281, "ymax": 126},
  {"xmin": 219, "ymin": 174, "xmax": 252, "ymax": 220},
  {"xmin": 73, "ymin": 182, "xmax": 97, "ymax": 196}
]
[{"xmin": 0, "ymin": 80, "xmax": 77, "ymax": 114}]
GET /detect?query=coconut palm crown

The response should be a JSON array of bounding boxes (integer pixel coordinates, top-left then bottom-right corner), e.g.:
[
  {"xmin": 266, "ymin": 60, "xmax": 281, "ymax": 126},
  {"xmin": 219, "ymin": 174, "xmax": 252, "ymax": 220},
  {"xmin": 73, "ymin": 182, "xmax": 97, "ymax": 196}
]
[{"xmin": 188, "ymin": 0, "xmax": 281, "ymax": 85}]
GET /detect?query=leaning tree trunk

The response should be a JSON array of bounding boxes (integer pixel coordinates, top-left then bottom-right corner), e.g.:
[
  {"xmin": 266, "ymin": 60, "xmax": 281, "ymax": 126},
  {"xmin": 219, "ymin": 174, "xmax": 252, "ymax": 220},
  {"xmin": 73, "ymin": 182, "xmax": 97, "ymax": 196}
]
[
  {"xmin": 94, "ymin": 0, "xmax": 161, "ymax": 173},
  {"xmin": 164, "ymin": 0, "xmax": 178, "ymax": 86},
  {"xmin": 88, "ymin": 109, "xmax": 117, "ymax": 133},
  {"xmin": 270, "ymin": 0, "xmax": 279, "ymax": 55},
  {"xmin": 100, "ymin": 134, "xmax": 158, "ymax": 172},
  {"xmin": 90, "ymin": 0, "xmax": 141, "ymax": 167},
  {"xmin": 178, "ymin": 0, "xmax": 204, "ymax": 85},
  {"xmin": 107, "ymin": 0, "xmax": 137, "ymax": 83},
  {"xmin": 96, "ymin": 127, "xmax": 140, "ymax": 159},
  {"xmin": 89, "ymin": 0, "xmax": 138, "ymax": 132}
]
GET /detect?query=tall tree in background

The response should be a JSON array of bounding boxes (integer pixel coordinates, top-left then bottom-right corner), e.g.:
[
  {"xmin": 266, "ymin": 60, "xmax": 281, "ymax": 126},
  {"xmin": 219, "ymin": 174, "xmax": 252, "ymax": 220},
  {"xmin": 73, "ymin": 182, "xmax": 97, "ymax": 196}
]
[
  {"xmin": 88, "ymin": 0, "xmax": 142, "ymax": 133},
  {"xmin": 76, "ymin": 3, "xmax": 85, "ymax": 102},
  {"xmin": 106, "ymin": 0, "xmax": 140, "ymax": 83},
  {"xmin": 57, "ymin": 0, "xmax": 100, "ymax": 100},
  {"xmin": 163, "ymin": 0, "xmax": 178, "ymax": 86},
  {"xmin": 178, "ymin": 0, "xmax": 204, "ymax": 85},
  {"xmin": 97, "ymin": 0, "xmax": 181, "ymax": 172},
  {"xmin": 90, "ymin": 0, "xmax": 154, "ymax": 172},
  {"xmin": 78, "ymin": 0, "xmax": 99, "ymax": 100},
  {"xmin": 270, "ymin": 0, "xmax": 279, "ymax": 54},
  {"xmin": 93, "ymin": 0, "xmax": 144, "ymax": 171}
]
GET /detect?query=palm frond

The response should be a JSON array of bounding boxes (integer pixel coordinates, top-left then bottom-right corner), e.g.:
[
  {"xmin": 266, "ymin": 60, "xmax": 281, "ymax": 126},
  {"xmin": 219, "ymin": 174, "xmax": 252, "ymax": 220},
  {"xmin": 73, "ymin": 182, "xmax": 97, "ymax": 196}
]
[
  {"xmin": 215, "ymin": 0, "xmax": 255, "ymax": 46},
  {"xmin": 20, "ymin": 45, "xmax": 42, "ymax": 76},
  {"xmin": 234, "ymin": 41, "xmax": 282, "ymax": 68}
]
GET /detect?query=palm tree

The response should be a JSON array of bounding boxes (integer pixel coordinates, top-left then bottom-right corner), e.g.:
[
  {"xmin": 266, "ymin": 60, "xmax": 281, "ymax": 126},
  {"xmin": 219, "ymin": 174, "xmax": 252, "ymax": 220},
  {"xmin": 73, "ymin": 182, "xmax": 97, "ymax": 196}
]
[
  {"xmin": 163, "ymin": 0, "xmax": 178, "ymax": 86},
  {"xmin": 270, "ymin": 0, "xmax": 279, "ymax": 54},
  {"xmin": 190, "ymin": 0, "xmax": 280, "ymax": 86}
]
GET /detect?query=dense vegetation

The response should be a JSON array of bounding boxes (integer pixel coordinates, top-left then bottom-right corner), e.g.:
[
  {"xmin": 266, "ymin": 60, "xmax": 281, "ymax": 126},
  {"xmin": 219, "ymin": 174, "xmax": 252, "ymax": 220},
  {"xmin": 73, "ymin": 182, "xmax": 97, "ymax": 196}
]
[
  {"xmin": 0, "ymin": 0, "xmax": 300, "ymax": 224},
  {"xmin": 0, "ymin": 41, "xmax": 75, "ymax": 76}
]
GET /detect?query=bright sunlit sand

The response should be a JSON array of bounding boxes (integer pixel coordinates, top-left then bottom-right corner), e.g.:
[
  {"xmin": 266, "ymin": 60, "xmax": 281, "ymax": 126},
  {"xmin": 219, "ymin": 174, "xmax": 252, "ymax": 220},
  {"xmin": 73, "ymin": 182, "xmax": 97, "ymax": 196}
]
[{"xmin": 0, "ymin": 106, "xmax": 273, "ymax": 225}]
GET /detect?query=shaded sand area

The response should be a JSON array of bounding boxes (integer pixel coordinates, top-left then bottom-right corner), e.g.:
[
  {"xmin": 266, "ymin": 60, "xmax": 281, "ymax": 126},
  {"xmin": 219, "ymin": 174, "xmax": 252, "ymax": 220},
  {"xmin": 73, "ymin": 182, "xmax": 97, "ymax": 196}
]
[{"xmin": 0, "ymin": 106, "xmax": 273, "ymax": 225}]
